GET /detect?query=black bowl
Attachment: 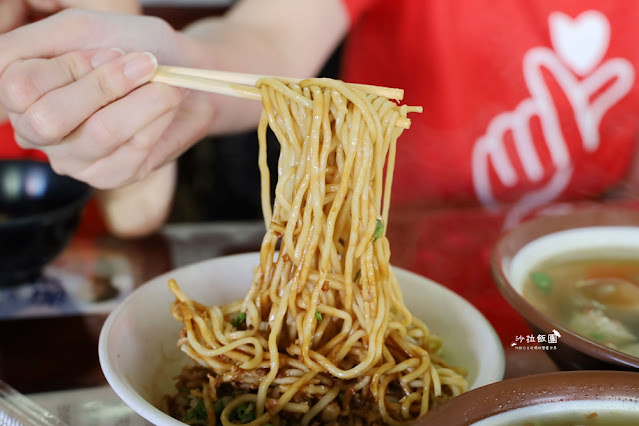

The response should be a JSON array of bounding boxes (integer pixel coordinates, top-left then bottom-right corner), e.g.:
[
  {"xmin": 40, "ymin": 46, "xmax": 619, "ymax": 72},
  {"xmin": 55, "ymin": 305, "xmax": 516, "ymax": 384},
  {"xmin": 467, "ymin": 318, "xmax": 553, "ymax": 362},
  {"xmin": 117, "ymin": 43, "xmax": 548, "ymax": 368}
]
[{"xmin": 0, "ymin": 160, "xmax": 92, "ymax": 286}]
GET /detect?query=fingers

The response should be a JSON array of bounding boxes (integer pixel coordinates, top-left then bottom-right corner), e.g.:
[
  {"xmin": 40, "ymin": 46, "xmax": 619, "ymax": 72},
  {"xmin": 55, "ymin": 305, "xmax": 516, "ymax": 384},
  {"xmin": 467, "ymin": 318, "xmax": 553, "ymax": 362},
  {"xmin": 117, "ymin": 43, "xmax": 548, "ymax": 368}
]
[
  {"xmin": 0, "ymin": 8, "xmax": 177, "ymax": 78},
  {"xmin": 74, "ymin": 110, "xmax": 179, "ymax": 188},
  {"xmin": 9, "ymin": 50, "xmax": 158, "ymax": 146},
  {"xmin": 33, "ymin": 81, "xmax": 185, "ymax": 179},
  {"xmin": 35, "ymin": 106, "xmax": 180, "ymax": 188},
  {"xmin": 13, "ymin": 107, "xmax": 178, "ymax": 189},
  {"xmin": 4, "ymin": 45, "xmax": 187, "ymax": 189},
  {"xmin": 0, "ymin": 8, "xmax": 192, "ymax": 190},
  {"xmin": 0, "ymin": 48, "xmax": 123, "ymax": 114},
  {"xmin": 72, "ymin": 82, "xmax": 184, "ymax": 161},
  {"xmin": 0, "ymin": 9, "xmax": 93, "ymax": 76}
]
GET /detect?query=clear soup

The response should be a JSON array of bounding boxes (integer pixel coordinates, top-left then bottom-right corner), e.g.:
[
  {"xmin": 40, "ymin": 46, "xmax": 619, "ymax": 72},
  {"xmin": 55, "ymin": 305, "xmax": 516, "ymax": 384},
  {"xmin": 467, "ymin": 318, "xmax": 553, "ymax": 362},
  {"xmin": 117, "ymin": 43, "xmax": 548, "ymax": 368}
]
[{"xmin": 522, "ymin": 248, "xmax": 639, "ymax": 358}]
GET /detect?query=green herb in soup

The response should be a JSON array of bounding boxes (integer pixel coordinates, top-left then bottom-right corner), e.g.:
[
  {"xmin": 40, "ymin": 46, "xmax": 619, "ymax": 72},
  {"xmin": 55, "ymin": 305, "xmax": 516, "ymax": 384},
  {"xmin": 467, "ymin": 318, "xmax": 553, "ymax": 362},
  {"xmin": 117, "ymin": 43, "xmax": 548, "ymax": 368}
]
[
  {"xmin": 530, "ymin": 271, "xmax": 554, "ymax": 295},
  {"xmin": 522, "ymin": 249, "xmax": 639, "ymax": 358}
]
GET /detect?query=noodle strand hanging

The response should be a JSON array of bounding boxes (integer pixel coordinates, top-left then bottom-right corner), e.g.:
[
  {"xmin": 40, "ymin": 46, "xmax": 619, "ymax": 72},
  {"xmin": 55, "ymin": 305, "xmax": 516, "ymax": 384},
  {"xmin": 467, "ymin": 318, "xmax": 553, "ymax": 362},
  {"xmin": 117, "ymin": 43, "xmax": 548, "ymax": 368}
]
[{"xmin": 166, "ymin": 77, "xmax": 468, "ymax": 426}]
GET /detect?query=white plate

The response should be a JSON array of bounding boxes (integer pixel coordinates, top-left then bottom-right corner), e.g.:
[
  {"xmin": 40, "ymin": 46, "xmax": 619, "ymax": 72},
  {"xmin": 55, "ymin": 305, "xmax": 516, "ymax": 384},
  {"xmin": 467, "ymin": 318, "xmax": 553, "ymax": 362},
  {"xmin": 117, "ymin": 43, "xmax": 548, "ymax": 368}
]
[{"xmin": 99, "ymin": 252, "xmax": 505, "ymax": 425}]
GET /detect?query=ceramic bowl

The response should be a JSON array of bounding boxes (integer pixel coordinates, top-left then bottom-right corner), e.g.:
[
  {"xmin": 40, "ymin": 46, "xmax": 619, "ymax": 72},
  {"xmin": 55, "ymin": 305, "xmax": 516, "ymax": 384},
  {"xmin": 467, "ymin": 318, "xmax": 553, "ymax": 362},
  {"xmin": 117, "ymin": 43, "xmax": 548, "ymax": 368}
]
[
  {"xmin": 491, "ymin": 206, "xmax": 639, "ymax": 370},
  {"xmin": 0, "ymin": 160, "xmax": 92, "ymax": 286},
  {"xmin": 419, "ymin": 370, "xmax": 639, "ymax": 425},
  {"xmin": 99, "ymin": 252, "xmax": 505, "ymax": 425}
]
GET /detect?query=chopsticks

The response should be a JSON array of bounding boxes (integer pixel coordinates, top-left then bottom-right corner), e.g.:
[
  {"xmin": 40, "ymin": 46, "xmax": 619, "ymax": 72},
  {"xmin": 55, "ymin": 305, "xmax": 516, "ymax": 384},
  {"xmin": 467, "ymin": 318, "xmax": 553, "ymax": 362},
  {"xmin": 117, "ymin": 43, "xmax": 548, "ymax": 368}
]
[
  {"xmin": 151, "ymin": 66, "xmax": 405, "ymax": 101},
  {"xmin": 151, "ymin": 66, "xmax": 414, "ymax": 128},
  {"xmin": 152, "ymin": 66, "xmax": 263, "ymax": 101}
]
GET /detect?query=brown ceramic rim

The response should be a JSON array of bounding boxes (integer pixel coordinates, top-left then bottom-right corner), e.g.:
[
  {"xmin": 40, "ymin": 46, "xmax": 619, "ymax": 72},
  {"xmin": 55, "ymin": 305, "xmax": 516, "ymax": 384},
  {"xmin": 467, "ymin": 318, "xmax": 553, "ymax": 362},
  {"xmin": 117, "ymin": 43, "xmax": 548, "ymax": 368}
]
[
  {"xmin": 491, "ymin": 206, "xmax": 639, "ymax": 370},
  {"xmin": 418, "ymin": 370, "xmax": 639, "ymax": 425}
]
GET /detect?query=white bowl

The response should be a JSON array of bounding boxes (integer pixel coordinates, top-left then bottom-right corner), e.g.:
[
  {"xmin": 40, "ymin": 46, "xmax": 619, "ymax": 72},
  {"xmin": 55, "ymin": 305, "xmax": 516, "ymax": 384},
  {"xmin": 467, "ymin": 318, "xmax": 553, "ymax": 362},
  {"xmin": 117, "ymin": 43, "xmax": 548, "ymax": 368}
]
[{"xmin": 99, "ymin": 252, "xmax": 505, "ymax": 425}]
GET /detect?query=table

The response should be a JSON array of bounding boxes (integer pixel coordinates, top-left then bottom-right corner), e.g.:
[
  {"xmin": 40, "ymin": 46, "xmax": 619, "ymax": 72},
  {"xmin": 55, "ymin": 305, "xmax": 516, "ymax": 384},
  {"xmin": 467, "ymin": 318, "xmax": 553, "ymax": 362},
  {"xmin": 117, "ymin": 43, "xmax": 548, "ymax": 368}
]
[{"xmin": 1, "ymin": 197, "xmax": 594, "ymax": 424}]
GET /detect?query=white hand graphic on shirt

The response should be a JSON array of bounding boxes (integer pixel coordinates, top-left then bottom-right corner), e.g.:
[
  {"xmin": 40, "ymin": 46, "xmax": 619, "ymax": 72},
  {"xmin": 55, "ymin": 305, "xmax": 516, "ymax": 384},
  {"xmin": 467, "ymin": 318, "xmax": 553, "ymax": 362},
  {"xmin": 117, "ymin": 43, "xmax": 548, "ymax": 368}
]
[{"xmin": 471, "ymin": 11, "xmax": 634, "ymax": 227}]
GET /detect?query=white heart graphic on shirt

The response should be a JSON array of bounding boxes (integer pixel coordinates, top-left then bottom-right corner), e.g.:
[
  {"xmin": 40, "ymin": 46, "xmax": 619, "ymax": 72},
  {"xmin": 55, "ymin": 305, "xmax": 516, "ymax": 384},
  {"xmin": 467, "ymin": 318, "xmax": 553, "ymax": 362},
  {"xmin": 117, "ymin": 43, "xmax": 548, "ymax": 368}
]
[{"xmin": 549, "ymin": 11, "xmax": 610, "ymax": 76}]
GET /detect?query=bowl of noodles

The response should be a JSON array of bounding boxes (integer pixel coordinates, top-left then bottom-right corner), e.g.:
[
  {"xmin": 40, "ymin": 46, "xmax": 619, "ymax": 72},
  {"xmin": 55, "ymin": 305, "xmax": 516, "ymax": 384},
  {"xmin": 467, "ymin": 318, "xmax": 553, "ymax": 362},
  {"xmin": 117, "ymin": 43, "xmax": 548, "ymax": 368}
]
[
  {"xmin": 99, "ymin": 251, "xmax": 504, "ymax": 426},
  {"xmin": 101, "ymin": 76, "xmax": 504, "ymax": 425},
  {"xmin": 491, "ymin": 205, "xmax": 639, "ymax": 371}
]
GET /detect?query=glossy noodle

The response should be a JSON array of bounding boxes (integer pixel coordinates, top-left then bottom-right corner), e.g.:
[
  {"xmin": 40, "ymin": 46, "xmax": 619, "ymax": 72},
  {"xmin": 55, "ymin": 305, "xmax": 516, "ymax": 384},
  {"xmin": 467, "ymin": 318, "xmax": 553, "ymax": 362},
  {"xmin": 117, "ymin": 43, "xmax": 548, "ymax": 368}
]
[{"xmin": 166, "ymin": 77, "xmax": 468, "ymax": 425}]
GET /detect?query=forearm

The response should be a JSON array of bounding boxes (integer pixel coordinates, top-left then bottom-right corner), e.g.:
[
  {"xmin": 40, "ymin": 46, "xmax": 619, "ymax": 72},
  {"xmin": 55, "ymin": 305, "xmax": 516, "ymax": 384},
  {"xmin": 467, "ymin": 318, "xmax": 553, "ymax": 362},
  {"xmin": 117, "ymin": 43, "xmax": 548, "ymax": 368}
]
[
  {"xmin": 172, "ymin": 0, "xmax": 349, "ymax": 135},
  {"xmin": 97, "ymin": 161, "xmax": 176, "ymax": 238}
]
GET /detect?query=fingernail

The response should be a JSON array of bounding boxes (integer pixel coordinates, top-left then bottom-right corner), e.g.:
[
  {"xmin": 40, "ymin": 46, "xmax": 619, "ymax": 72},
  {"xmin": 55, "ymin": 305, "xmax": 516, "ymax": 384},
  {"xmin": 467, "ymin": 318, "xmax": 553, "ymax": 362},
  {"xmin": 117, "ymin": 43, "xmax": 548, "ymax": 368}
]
[
  {"xmin": 123, "ymin": 52, "xmax": 158, "ymax": 81},
  {"xmin": 91, "ymin": 48, "xmax": 125, "ymax": 68}
]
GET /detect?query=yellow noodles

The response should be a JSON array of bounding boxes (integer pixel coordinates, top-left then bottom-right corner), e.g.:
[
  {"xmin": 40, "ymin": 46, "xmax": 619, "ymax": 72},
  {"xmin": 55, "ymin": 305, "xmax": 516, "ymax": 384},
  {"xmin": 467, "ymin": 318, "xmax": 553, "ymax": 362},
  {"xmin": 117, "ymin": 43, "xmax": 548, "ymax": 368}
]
[{"xmin": 167, "ymin": 77, "xmax": 468, "ymax": 425}]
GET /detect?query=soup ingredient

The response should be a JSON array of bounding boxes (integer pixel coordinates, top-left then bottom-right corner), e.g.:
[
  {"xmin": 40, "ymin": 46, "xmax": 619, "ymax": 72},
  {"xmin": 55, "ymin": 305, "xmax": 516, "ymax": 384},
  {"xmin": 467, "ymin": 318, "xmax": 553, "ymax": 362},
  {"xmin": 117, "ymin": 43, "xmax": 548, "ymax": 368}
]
[
  {"xmin": 182, "ymin": 398, "xmax": 207, "ymax": 424},
  {"xmin": 567, "ymin": 308, "xmax": 635, "ymax": 346},
  {"xmin": 531, "ymin": 271, "xmax": 553, "ymax": 295},
  {"xmin": 577, "ymin": 277, "xmax": 639, "ymax": 308},
  {"xmin": 166, "ymin": 78, "xmax": 467, "ymax": 426},
  {"xmin": 523, "ymin": 253, "xmax": 639, "ymax": 358}
]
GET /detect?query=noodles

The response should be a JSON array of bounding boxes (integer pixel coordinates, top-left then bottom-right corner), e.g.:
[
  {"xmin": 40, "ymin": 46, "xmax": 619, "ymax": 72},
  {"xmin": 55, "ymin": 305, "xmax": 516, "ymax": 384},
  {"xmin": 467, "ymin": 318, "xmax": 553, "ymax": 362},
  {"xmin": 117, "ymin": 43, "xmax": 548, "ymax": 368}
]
[{"xmin": 166, "ymin": 77, "xmax": 468, "ymax": 425}]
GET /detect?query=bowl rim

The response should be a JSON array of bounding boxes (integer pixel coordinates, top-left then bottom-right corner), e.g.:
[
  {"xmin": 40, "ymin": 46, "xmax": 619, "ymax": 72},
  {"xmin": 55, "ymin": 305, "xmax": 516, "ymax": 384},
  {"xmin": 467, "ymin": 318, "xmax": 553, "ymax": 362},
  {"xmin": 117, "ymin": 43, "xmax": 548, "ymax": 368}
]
[
  {"xmin": 419, "ymin": 369, "xmax": 639, "ymax": 425},
  {"xmin": 0, "ymin": 159, "xmax": 93, "ymax": 229},
  {"xmin": 99, "ymin": 251, "xmax": 506, "ymax": 426},
  {"xmin": 491, "ymin": 207, "xmax": 639, "ymax": 369}
]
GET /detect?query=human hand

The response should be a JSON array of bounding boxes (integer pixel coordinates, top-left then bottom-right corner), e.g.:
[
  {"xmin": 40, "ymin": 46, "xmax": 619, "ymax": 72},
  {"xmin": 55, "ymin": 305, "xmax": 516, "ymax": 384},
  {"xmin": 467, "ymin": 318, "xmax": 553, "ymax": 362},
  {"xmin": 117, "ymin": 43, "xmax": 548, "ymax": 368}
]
[
  {"xmin": 26, "ymin": 0, "xmax": 141, "ymax": 15},
  {"xmin": 0, "ymin": 0, "xmax": 140, "ymax": 34},
  {"xmin": 0, "ymin": 0, "xmax": 27, "ymax": 34},
  {"xmin": 0, "ymin": 0, "xmax": 140, "ymax": 122},
  {"xmin": 0, "ymin": 10, "xmax": 218, "ymax": 189}
]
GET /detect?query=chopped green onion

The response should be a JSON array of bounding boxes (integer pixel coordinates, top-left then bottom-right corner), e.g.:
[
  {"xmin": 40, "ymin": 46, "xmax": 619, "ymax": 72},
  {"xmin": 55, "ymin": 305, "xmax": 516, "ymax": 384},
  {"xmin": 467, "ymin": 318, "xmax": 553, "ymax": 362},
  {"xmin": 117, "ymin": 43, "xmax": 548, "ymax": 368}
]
[
  {"xmin": 530, "ymin": 271, "xmax": 553, "ymax": 295},
  {"xmin": 354, "ymin": 269, "xmax": 362, "ymax": 282},
  {"xmin": 214, "ymin": 396, "xmax": 233, "ymax": 415},
  {"xmin": 234, "ymin": 402, "xmax": 256, "ymax": 423},
  {"xmin": 589, "ymin": 332, "xmax": 606, "ymax": 341},
  {"xmin": 231, "ymin": 312, "xmax": 247, "ymax": 328},
  {"xmin": 315, "ymin": 310, "xmax": 322, "ymax": 323},
  {"xmin": 182, "ymin": 398, "xmax": 207, "ymax": 423},
  {"xmin": 374, "ymin": 219, "xmax": 384, "ymax": 242}
]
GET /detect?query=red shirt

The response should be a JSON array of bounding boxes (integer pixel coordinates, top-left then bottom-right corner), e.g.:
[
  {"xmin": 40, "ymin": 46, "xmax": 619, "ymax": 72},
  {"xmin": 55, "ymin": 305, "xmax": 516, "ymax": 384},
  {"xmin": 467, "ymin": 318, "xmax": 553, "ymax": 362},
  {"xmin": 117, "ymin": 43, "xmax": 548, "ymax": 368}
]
[
  {"xmin": 340, "ymin": 0, "xmax": 639, "ymax": 215},
  {"xmin": 340, "ymin": 0, "xmax": 639, "ymax": 345},
  {"xmin": 0, "ymin": 120, "xmax": 47, "ymax": 161}
]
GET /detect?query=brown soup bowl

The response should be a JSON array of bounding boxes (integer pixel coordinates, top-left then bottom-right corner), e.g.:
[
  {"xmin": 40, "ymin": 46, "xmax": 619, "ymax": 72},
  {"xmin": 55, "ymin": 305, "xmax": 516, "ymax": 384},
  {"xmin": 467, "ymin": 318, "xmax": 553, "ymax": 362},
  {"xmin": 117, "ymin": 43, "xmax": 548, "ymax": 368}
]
[
  {"xmin": 419, "ymin": 370, "xmax": 639, "ymax": 425},
  {"xmin": 490, "ymin": 206, "xmax": 639, "ymax": 371}
]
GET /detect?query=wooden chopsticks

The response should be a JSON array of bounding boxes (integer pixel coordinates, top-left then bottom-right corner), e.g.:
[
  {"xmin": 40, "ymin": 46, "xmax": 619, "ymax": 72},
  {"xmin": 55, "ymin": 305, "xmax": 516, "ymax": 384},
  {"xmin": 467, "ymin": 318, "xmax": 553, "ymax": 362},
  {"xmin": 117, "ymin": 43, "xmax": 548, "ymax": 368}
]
[
  {"xmin": 151, "ymin": 66, "xmax": 263, "ymax": 101},
  {"xmin": 151, "ymin": 66, "xmax": 416, "ymax": 128},
  {"xmin": 151, "ymin": 65, "xmax": 405, "ymax": 101}
]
